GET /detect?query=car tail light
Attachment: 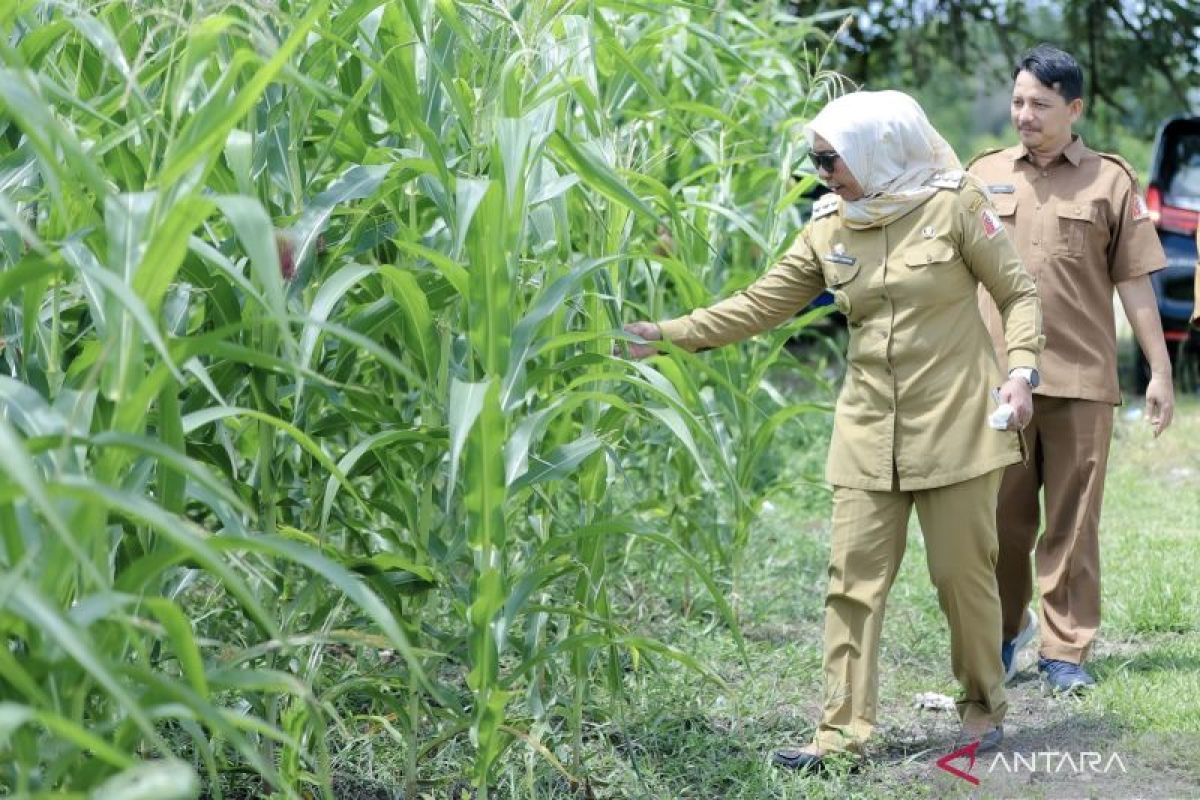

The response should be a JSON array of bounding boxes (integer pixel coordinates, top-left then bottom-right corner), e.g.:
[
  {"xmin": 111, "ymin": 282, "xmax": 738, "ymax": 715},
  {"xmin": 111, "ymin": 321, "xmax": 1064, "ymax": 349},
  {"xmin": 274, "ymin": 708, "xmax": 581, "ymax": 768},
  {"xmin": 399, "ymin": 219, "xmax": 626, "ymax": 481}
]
[{"xmin": 1145, "ymin": 185, "xmax": 1199, "ymax": 235}]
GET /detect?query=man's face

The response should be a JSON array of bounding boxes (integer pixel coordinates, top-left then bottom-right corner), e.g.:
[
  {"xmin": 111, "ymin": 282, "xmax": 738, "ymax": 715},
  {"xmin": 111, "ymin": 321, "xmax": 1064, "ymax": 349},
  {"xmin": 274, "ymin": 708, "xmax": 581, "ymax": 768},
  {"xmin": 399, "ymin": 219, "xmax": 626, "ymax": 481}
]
[
  {"xmin": 810, "ymin": 134, "xmax": 865, "ymax": 201},
  {"xmin": 1010, "ymin": 69, "xmax": 1082, "ymax": 152}
]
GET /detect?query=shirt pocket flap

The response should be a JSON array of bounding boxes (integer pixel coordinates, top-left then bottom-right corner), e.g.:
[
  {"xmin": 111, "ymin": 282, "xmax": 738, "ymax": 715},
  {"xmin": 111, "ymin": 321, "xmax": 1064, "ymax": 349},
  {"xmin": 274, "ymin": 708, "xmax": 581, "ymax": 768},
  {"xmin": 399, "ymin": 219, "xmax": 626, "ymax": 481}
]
[
  {"xmin": 822, "ymin": 259, "xmax": 861, "ymax": 286},
  {"xmin": 902, "ymin": 239, "xmax": 957, "ymax": 267},
  {"xmin": 991, "ymin": 195, "xmax": 1018, "ymax": 217},
  {"xmin": 1056, "ymin": 202, "xmax": 1096, "ymax": 223}
]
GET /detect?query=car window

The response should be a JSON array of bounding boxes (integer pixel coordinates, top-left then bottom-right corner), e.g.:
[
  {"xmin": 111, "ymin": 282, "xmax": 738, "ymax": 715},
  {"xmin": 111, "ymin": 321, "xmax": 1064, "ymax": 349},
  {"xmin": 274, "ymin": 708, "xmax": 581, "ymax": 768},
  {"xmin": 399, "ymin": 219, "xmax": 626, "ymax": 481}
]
[{"xmin": 1161, "ymin": 124, "xmax": 1200, "ymax": 209}]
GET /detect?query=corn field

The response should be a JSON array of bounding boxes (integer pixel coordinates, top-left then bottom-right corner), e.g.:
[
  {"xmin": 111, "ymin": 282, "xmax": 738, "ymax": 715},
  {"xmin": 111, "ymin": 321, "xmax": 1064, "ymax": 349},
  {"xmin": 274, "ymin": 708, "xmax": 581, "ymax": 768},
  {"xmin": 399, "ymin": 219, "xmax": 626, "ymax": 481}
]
[{"xmin": 0, "ymin": 1, "xmax": 840, "ymax": 796}]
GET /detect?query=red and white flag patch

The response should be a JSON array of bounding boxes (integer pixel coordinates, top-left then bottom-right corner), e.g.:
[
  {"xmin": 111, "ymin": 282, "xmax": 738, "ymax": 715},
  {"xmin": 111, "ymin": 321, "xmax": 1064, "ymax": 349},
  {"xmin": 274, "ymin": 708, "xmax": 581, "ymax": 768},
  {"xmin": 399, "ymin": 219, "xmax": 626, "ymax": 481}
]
[
  {"xmin": 1131, "ymin": 193, "xmax": 1151, "ymax": 221},
  {"xmin": 980, "ymin": 207, "xmax": 1003, "ymax": 239}
]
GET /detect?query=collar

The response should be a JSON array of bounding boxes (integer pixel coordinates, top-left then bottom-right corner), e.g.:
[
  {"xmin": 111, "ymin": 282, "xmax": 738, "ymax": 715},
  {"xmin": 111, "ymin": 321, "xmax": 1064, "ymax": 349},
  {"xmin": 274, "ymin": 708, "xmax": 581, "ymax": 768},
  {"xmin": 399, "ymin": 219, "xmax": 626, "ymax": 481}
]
[{"xmin": 1012, "ymin": 135, "xmax": 1087, "ymax": 167}]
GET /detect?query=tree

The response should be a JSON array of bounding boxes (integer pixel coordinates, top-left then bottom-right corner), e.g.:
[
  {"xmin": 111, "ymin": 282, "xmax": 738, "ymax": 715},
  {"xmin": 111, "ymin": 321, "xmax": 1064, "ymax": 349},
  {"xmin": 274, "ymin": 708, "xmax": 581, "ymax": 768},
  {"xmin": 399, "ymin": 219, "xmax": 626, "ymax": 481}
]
[
  {"xmin": 789, "ymin": 1, "xmax": 1199, "ymax": 116},
  {"xmin": 786, "ymin": 0, "xmax": 1200, "ymax": 163}
]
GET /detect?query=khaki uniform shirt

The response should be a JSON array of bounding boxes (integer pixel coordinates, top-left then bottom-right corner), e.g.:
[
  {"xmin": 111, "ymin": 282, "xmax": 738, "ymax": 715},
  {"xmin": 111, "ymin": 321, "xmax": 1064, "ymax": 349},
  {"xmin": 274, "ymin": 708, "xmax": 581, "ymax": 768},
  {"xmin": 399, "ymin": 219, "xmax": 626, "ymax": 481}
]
[
  {"xmin": 970, "ymin": 137, "xmax": 1166, "ymax": 404},
  {"xmin": 659, "ymin": 175, "xmax": 1043, "ymax": 492}
]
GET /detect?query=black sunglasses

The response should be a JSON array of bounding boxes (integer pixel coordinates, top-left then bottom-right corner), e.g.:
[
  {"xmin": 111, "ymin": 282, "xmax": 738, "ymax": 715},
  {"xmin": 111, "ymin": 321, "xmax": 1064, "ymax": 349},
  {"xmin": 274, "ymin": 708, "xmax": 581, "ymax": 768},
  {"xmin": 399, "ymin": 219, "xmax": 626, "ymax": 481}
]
[{"xmin": 808, "ymin": 149, "xmax": 841, "ymax": 172}]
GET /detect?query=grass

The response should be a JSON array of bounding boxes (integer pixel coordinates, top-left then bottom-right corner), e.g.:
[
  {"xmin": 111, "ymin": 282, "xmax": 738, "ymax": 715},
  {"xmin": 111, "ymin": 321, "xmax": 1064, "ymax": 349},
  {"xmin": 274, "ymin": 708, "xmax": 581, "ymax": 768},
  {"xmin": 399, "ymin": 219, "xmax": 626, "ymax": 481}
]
[{"xmin": 432, "ymin": 395, "xmax": 1200, "ymax": 798}]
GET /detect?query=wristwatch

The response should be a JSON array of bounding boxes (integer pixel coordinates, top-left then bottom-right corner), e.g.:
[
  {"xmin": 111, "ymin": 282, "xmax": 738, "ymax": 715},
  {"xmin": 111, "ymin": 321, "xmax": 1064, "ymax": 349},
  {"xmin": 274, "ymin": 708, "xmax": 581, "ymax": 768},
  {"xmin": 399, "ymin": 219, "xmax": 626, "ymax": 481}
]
[{"xmin": 1009, "ymin": 367, "xmax": 1040, "ymax": 389}]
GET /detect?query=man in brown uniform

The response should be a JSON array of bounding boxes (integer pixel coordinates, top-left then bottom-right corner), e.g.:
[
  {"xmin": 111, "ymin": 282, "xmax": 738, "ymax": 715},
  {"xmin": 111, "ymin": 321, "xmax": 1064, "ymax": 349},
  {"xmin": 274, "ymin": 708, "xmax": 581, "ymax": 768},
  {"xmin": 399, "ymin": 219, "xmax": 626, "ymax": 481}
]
[{"xmin": 971, "ymin": 45, "xmax": 1175, "ymax": 693}]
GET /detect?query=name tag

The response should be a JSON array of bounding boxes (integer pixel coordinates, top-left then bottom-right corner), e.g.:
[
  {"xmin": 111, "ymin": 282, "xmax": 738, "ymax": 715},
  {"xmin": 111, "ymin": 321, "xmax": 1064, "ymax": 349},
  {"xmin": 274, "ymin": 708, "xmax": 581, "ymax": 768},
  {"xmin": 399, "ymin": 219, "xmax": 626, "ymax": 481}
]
[
  {"xmin": 824, "ymin": 253, "xmax": 857, "ymax": 266},
  {"xmin": 988, "ymin": 184, "xmax": 1016, "ymax": 194}
]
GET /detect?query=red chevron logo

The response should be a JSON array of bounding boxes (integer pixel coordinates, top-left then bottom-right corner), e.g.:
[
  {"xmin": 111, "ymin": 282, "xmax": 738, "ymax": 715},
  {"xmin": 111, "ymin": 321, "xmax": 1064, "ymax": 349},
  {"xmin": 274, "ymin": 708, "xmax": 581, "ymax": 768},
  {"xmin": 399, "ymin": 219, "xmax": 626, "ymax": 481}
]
[{"xmin": 936, "ymin": 739, "xmax": 982, "ymax": 785}]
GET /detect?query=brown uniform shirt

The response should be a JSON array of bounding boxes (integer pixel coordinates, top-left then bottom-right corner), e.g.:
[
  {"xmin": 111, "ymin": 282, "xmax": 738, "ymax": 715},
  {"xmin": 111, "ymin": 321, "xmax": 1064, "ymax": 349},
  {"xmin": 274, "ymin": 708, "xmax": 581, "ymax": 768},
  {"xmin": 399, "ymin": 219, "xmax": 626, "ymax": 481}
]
[
  {"xmin": 970, "ymin": 137, "xmax": 1166, "ymax": 404},
  {"xmin": 659, "ymin": 175, "xmax": 1043, "ymax": 492}
]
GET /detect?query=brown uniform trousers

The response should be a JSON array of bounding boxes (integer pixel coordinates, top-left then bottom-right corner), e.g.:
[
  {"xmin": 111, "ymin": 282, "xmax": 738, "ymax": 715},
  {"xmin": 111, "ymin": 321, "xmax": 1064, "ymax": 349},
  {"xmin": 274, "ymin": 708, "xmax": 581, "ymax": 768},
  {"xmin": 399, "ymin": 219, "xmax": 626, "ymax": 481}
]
[
  {"xmin": 660, "ymin": 174, "xmax": 1042, "ymax": 751},
  {"xmin": 994, "ymin": 397, "xmax": 1113, "ymax": 661},
  {"xmin": 971, "ymin": 137, "xmax": 1166, "ymax": 662}
]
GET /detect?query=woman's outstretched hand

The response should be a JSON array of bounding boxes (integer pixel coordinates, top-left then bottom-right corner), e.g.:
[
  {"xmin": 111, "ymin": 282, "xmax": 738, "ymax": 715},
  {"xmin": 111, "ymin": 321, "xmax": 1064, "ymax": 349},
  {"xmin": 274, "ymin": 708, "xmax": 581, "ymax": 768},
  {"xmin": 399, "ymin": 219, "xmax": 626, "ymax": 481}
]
[{"xmin": 620, "ymin": 322, "xmax": 663, "ymax": 360}]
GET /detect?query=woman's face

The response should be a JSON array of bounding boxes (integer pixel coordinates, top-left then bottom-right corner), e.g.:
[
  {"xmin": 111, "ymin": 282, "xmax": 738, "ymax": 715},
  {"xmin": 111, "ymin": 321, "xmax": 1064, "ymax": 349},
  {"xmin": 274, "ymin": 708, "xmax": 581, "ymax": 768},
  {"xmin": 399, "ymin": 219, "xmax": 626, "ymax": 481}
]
[{"xmin": 810, "ymin": 134, "xmax": 865, "ymax": 201}]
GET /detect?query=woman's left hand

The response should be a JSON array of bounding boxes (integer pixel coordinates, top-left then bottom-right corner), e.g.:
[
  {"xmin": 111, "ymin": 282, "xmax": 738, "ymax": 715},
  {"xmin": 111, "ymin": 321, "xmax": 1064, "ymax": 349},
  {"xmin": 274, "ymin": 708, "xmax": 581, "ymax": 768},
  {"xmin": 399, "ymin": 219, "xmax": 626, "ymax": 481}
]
[{"xmin": 998, "ymin": 377, "xmax": 1033, "ymax": 430}]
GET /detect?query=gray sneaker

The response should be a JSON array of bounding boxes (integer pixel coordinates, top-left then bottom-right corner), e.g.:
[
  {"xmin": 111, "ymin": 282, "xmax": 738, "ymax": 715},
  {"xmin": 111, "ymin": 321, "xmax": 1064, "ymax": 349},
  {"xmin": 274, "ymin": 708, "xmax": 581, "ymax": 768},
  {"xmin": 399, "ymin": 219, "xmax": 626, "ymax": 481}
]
[
  {"xmin": 1001, "ymin": 608, "xmax": 1038, "ymax": 683},
  {"xmin": 1038, "ymin": 657, "xmax": 1095, "ymax": 694},
  {"xmin": 955, "ymin": 724, "xmax": 1004, "ymax": 753}
]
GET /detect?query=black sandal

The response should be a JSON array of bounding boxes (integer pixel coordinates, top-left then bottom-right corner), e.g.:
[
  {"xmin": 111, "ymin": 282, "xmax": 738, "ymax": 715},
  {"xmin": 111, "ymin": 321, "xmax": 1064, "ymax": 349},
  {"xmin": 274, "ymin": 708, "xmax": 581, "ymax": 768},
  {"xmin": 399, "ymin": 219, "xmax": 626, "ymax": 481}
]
[{"xmin": 771, "ymin": 747, "xmax": 862, "ymax": 774}]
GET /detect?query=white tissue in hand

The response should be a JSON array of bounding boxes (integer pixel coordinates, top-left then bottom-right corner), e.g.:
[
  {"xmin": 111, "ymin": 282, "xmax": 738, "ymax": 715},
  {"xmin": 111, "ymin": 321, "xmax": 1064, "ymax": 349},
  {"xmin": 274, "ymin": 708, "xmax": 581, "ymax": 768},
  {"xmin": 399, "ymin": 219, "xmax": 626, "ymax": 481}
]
[{"xmin": 989, "ymin": 403, "xmax": 1015, "ymax": 430}]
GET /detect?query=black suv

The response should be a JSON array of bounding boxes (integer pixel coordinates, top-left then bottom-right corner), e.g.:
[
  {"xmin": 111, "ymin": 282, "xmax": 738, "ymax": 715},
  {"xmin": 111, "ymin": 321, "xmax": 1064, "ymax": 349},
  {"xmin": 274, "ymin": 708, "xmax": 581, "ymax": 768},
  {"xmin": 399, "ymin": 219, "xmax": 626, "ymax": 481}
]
[{"xmin": 1140, "ymin": 115, "xmax": 1200, "ymax": 390}]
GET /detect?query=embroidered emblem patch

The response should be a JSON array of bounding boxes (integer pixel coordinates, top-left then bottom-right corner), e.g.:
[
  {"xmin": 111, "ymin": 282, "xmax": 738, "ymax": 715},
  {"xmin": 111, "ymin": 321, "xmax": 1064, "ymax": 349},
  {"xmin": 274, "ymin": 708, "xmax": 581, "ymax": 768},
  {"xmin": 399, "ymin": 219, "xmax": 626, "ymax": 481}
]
[
  {"xmin": 921, "ymin": 226, "xmax": 936, "ymax": 239},
  {"xmin": 980, "ymin": 208, "xmax": 1003, "ymax": 239},
  {"xmin": 1132, "ymin": 193, "xmax": 1151, "ymax": 221}
]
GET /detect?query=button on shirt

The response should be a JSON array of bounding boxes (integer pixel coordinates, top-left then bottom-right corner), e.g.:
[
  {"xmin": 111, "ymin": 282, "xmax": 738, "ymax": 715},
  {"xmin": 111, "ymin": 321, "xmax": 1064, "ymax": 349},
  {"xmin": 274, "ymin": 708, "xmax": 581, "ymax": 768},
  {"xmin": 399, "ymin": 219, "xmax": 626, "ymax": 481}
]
[
  {"xmin": 658, "ymin": 178, "xmax": 1043, "ymax": 491},
  {"xmin": 970, "ymin": 136, "xmax": 1166, "ymax": 404}
]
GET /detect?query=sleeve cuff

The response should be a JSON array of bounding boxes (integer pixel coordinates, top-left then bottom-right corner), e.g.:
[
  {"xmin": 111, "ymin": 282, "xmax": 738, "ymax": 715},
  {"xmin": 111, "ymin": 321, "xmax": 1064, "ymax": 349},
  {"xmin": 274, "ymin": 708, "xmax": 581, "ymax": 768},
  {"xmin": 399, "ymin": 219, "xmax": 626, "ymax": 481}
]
[
  {"xmin": 1112, "ymin": 261, "xmax": 1165, "ymax": 283},
  {"xmin": 1007, "ymin": 349, "xmax": 1038, "ymax": 370},
  {"xmin": 656, "ymin": 317, "xmax": 693, "ymax": 350}
]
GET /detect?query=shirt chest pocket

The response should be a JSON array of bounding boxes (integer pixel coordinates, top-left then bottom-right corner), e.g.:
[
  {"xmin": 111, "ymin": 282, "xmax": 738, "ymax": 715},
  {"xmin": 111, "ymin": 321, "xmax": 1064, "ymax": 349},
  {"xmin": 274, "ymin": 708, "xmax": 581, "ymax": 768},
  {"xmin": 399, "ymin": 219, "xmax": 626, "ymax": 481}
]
[
  {"xmin": 821, "ymin": 258, "xmax": 862, "ymax": 288},
  {"xmin": 991, "ymin": 195, "xmax": 1018, "ymax": 219},
  {"xmin": 1054, "ymin": 202, "xmax": 1098, "ymax": 255},
  {"xmin": 902, "ymin": 238, "xmax": 957, "ymax": 267},
  {"xmin": 900, "ymin": 238, "xmax": 964, "ymax": 302},
  {"xmin": 821, "ymin": 257, "xmax": 863, "ymax": 316}
]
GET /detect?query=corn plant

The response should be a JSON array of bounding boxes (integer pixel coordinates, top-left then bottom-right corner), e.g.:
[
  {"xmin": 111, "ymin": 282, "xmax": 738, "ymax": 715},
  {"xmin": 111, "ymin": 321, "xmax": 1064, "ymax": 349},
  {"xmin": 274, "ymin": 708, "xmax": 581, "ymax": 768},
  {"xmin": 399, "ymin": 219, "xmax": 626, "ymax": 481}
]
[{"xmin": 0, "ymin": 1, "xmax": 838, "ymax": 796}]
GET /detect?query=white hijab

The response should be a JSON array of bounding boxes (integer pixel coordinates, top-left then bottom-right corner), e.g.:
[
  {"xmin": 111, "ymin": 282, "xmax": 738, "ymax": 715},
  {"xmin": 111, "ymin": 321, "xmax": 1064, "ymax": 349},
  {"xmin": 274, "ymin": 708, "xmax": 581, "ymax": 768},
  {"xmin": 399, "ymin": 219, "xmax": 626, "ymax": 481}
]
[{"xmin": 805, "ymin": 90, "xmax": 962, "ymax": 229}]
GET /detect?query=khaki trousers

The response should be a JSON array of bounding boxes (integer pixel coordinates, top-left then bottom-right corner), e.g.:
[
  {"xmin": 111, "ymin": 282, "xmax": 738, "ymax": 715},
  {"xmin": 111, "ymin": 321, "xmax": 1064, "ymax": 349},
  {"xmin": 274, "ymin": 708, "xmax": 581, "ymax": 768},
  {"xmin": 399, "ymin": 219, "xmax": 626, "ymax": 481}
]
[
  {"xmin": 814, "ymin": 469, "xmax": 1007, "ymax": 753},
  {"xmin": 995, "ymin": 396, "xmax": 1114, "ymax": 663}
]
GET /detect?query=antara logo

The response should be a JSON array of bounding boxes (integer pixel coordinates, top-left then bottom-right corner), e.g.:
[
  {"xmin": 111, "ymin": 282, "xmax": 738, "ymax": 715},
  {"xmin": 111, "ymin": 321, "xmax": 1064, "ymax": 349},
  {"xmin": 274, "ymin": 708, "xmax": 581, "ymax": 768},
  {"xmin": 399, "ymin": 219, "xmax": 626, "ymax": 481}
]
[
  {"xmin": 936, "ymin": 740, "xmax": 982, "ymax": 785},
  {"xmin": 936, "ymin": 743, "xmax": 1128, "ymax": 785},
  {"xmin": 991, "ymin": 751, "xmax": 1129, "ymax": 774}
]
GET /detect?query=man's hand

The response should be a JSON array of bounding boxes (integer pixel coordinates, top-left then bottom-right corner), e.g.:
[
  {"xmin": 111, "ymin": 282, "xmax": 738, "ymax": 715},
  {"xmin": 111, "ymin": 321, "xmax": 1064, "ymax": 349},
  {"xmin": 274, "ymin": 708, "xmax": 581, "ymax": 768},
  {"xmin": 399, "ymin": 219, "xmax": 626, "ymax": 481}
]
[
  {"xmin": 1116, "ymin": 275, "xmax": 1174, "ymax": 438},
  {"xmin": 1145, "ymin": 373, "xmax": 1175, "ymax": 437},
  {"xmin": 620, "ymin": 321, "xmax": 663, "ymax": 360},
  {"xmin": 999, "ymin": 376, "xmax": 1033, "ymax": 430}
]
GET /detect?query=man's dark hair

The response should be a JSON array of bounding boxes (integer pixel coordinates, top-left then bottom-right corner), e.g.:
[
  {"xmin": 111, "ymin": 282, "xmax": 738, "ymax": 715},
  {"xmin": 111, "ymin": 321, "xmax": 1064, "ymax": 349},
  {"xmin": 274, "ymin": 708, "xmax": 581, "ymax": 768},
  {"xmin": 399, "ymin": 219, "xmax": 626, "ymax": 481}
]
[{"xmin": 1013, "ymin": 45, "xmax": 1083, "ymax": 103}]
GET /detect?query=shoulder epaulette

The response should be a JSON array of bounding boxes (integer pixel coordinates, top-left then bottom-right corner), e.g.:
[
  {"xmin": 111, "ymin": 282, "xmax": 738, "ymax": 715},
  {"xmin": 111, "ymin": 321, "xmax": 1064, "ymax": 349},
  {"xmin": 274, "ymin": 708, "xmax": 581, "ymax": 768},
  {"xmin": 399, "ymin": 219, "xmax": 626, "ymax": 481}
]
[
  {"xmin": 1097, "ymin": 152, "xmax": 1142, "ymax": 188},
  {"xmin": 957, "ymin": 173, "xmax": 992, "ymax": 211},
  {"xmin": 966, "ymin": 147, "xmax": 1005, "ymax": 169},
  {"xmin": 811, "ymin": 193, "xmax": 840, "ymax": 220},
  {"xmin": 928, "ymin": 170, "xmax": 966, "ymax": 190}
]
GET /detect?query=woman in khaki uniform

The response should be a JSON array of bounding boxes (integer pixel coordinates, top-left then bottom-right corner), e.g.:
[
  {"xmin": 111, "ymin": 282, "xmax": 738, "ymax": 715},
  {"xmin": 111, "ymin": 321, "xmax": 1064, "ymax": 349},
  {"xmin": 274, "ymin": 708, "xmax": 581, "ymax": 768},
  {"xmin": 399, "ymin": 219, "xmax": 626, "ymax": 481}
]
[{"xmin": 624, "ymin": 91, "xmax": 1043, "ymax": 771}]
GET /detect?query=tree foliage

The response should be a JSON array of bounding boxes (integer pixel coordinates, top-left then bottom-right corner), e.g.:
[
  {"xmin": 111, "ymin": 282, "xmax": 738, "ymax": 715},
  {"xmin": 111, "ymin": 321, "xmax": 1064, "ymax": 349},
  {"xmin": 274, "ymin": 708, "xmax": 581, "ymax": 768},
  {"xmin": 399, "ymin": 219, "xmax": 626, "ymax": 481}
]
[{"xmin": 794, "ymin": 1, "xmax": 1199, "ymax": 120}]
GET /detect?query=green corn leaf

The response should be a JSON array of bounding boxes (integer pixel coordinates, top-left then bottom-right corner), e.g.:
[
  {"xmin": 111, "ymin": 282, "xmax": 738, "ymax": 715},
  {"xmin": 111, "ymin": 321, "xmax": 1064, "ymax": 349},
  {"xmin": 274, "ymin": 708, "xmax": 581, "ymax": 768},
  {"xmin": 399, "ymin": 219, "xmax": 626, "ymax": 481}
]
[{"xmin": 157, "ymin": 0, "xmax": 331, "ymax": 187}]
